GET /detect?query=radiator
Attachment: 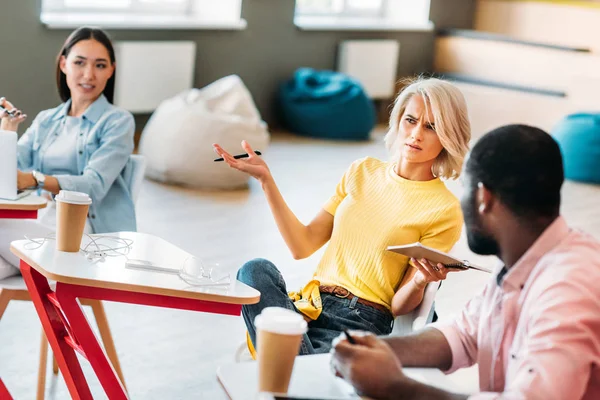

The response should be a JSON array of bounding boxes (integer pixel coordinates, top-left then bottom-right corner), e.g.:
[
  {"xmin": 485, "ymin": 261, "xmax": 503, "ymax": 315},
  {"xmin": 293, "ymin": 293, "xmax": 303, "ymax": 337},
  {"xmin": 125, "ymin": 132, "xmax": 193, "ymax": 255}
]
[
  {"xmin": 337, "ymin": 40, "xmax": 400, "ymax": 99},
  {"xmin": 113, "ymin": 41, "xmax": 196, "ymax": 113}
]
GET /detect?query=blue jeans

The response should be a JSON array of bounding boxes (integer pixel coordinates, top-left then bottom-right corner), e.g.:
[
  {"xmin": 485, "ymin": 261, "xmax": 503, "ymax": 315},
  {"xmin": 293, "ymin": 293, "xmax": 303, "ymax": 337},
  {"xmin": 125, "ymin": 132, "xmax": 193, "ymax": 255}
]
[{"xmin": 237, "ymin": 258, "xmax": 394, "ymax": 355}]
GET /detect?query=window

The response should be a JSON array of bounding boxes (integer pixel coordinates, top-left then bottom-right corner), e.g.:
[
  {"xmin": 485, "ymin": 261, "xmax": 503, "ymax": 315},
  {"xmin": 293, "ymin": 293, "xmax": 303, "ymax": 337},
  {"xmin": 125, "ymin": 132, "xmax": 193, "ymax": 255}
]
[
  {"xmin": 295, "ymin": 0, "xmax": 433, "ymax": 32},
  {"xmin": 61, "ymin": 0, "xmax": 189, "ymax": 14},
  {"xmin": 41, "ymin": 0, "xmax": 246, "ymax": 30},
  {"xmin": 296, "ymin": 0, "xmax": 387, "ymax": 17}
]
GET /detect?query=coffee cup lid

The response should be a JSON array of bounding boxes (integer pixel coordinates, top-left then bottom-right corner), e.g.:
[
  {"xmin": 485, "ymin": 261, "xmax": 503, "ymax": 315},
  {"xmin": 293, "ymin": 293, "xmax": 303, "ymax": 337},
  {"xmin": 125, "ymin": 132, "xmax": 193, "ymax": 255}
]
[
  {"xmin": 254, "ymin": 307, "xmax": 307, "ymax": 335},
  {"xmin": 56, "ymin": 190, "xmax": 92, "ymax": 205}
]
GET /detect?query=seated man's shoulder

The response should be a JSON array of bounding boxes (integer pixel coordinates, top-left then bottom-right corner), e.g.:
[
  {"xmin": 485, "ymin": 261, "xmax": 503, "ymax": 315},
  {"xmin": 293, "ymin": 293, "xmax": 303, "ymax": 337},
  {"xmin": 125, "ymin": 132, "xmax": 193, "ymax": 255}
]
[
  {"xmin": 553, "ymin": 230, "xmax": 600, "ymax": 268},
  {"xmin": 535, "ymin": 231, "xmax": 600, "ymax": 290}
]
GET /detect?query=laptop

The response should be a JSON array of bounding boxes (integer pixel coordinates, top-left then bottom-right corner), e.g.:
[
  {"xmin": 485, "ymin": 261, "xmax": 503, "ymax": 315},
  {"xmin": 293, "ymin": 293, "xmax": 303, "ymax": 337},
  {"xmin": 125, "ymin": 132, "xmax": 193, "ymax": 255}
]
[{"xmin": 0, "ymin": 131, "xmax": 33, "ymax": 200}]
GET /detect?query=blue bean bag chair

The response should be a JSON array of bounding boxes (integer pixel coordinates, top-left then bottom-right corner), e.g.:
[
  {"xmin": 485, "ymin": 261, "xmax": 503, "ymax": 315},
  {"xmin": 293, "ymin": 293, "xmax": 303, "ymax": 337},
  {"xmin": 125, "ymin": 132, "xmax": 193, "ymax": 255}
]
[
  {"xmin": 279, "ymin": 68, "xmax": 376, "ymax": 141},
  {"xmin": 552, "ymin": 113, "xmax": 600, "ymax": 184}
]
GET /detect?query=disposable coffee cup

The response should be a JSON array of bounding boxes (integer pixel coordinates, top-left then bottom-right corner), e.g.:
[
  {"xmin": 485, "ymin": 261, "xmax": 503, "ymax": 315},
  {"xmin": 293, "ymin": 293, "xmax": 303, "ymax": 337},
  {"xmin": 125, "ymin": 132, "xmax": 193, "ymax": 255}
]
[
  {"xmin": 255, "ymin": 307, "xmax": 307, "ymax": 394},
  {"xmin": 55, "ymin": 190, "xmax": 92, "ymax": 252}
]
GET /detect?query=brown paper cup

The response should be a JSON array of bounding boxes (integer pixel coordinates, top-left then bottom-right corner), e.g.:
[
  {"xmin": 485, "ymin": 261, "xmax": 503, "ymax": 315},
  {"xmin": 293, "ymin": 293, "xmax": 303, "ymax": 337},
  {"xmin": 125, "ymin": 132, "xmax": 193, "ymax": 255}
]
[
  {"xmin": 255, "ymin": 307, "xmax": 307, "ymax": 394},
  {"xmin": 55, "ymin": 191, "xmax": 92, "ymax": 252}
]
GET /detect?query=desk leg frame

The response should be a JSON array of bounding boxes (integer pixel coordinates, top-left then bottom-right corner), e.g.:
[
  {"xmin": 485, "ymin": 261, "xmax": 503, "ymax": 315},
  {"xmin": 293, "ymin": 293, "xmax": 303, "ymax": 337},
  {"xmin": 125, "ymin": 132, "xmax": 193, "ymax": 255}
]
[
  {"xmin": 20, "ymin": 259, "xmax": 244, "ymax": 399},
  {"xmin": 55, "ymin": 287, "xmax": 128, "ymax": 399},
  {"xmin": 20, "ymin": 261, "xmax": 94, "ymax": 400},
  {"xmin": 0, "ymin": 378, "xmax": 12, "ymax": 400},
  {"xmin": 0, "ymin": 210, "xmax": 38, "ymax": 219}
]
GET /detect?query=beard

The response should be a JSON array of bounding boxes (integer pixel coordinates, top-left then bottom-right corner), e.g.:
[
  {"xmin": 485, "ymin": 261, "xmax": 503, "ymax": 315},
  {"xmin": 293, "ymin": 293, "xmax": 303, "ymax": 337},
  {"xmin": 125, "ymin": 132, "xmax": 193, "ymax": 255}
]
[{"xmin": 462, "ymin": 193, "xmax": 500, "ymax": 256}]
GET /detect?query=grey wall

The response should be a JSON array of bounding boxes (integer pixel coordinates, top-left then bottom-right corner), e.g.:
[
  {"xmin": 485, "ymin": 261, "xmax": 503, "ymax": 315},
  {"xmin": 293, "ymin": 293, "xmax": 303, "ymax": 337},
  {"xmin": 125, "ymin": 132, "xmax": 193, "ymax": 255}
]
[{"xmin": 0, "ymin": 0, "xmax": 475, "ymax": 133}]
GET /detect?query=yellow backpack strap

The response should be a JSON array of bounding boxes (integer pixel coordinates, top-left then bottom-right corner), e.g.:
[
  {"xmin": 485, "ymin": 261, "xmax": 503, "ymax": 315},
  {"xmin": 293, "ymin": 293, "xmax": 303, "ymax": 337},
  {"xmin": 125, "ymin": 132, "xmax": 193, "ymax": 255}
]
[
  {"xmin": 288, "ymin": 279, "xmax": 322, "ymax": 321},
  {"xmin": 248, "ymin": 280, "xmax": 322, "ymax": 359}
]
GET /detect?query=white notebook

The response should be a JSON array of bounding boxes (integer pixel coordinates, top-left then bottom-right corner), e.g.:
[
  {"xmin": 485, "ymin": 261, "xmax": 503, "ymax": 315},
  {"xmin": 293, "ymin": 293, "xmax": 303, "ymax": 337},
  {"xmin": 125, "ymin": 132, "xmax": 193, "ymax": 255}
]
[
  {"xmin": 387, "ymin": 242, "xmax": 491, "ymax": 273},
  {"xmin": 0, "ymin": 130, "xmax": 20, "ymax": 200}
]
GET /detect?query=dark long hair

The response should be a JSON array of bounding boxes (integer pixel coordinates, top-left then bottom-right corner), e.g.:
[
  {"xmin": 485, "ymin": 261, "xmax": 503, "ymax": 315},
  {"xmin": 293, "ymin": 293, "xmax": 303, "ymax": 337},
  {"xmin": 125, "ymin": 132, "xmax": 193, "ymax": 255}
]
[{"xmin": 56, "ymin": 27, "xmax": 117, "ymax": 103}]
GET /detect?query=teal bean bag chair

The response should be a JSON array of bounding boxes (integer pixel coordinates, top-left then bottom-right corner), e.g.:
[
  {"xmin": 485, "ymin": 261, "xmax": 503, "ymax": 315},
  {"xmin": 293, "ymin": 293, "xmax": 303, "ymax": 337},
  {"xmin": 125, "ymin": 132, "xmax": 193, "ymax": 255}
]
[
  {"xmin": 279, "ymin": 68, "xmax": 376, "ymax": 141},
  {"xmin": 553, "ymin": 113, "xmax": 600, "ymax": 184}
]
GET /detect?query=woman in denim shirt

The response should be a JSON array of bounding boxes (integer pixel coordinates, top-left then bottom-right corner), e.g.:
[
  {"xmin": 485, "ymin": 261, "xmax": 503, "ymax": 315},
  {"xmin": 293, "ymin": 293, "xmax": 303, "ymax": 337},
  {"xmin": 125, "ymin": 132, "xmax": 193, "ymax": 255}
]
[{"xmin": 0, "ymin": 27, "xmax": 135, "ymax": 279}]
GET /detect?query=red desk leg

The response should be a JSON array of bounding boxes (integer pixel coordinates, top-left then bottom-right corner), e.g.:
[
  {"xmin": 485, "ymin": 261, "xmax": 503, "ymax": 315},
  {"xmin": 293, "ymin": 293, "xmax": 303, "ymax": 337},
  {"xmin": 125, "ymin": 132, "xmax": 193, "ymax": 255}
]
[
  {"xmin": 20, "ymin": 261, "xmax": 93, "ymax": 400},
  {"xmin": 0, "ymin": 210, "xmax": 38, "ymax": 219},
  {"xmin": 55, "ymin": 287, "xmax": 128, "ymax": 400},
  {"xmin": 0, "ymin": 378, "xmax": 12, "ymax": 400},
  {"xmin": 19, "ymin": 259, "xmax": 243, "ymax": 399},
  {"xmin": 61, "ymin": 284, "xmax": 242, "ymax": 316}
]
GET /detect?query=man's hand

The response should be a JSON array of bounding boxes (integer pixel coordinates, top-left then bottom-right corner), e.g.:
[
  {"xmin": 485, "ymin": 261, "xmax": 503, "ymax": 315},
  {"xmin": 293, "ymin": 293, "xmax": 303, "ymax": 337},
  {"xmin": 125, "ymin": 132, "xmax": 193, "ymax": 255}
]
[{"xmin": 330, "ymin": 331, "xmax": 409, "ymax": 400}]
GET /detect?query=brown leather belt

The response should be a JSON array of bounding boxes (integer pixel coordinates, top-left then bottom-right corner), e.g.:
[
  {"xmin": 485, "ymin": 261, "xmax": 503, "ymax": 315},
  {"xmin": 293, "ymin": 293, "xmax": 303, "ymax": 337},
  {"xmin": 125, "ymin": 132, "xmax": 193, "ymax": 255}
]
[{"xmin": 319, "ymin": 285, "xmax": 390, "ymax": 315}]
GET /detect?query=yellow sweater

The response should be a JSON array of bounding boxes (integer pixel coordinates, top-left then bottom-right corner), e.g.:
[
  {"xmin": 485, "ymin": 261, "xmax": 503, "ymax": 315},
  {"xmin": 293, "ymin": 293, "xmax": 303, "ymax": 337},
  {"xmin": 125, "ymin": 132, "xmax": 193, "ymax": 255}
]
[{"xmin": 313, "ymin": 157, "xmax": 463, "ymax": 310}]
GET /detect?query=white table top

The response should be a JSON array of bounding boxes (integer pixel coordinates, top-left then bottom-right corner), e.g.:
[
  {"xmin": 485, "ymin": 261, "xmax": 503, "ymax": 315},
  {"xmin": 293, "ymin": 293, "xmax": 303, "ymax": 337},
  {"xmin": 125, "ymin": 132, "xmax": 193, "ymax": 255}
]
[
  {"xmin": 217, "ymin": 353, "xmax": 464, "ymax": 400},
  {"xmin": 0, "ymin": 194, "xmax": 47, "ymax": 210},
  {"xmin": 10, "ymin": 231, "xmax": 260, "ymax": 304}
]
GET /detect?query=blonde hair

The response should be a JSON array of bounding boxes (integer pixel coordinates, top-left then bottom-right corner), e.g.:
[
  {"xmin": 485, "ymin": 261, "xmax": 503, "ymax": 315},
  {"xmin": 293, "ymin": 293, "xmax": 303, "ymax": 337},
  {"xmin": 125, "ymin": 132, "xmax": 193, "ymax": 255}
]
[{"xmin": 384, "ymin": 77, "xmax": 471, "ymax": 180}]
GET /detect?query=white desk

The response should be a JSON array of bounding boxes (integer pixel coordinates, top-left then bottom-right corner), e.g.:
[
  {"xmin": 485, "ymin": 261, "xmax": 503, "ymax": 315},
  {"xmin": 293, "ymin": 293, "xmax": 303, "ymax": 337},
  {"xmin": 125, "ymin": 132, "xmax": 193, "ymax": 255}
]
[
  {"xmin": 10, "ymin": 232, "xmax": 260, "ymax": 400},
  {"xmin": 11, "ymin": 232, "xmax": 259, "ymax": 304},
  {"xmin": 0, "ymin": 195, "xmax": 47, "ymax": 219},
  {"xmin": 217, "ymin": 354, "xmax": 464, "ymax": 400},
  {"xmin": 0, "ymin": 194, "xmax": 48, "ymax": 399}
]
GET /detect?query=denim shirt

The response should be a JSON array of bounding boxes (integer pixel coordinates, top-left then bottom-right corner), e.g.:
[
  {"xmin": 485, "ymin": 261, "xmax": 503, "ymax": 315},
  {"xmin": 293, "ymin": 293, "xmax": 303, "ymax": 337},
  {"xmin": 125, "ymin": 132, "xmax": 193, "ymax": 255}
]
[{"xmin": 17, "ymin": 95, "xmax": 136, "ymax": 233}]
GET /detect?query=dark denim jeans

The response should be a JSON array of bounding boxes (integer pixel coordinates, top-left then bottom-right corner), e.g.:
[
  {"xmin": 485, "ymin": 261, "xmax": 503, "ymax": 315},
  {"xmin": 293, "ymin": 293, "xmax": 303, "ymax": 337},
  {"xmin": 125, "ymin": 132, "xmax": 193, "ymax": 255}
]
[{"xmin": 237, "ymin": 258, "xmax": 394, "ymax": 355}]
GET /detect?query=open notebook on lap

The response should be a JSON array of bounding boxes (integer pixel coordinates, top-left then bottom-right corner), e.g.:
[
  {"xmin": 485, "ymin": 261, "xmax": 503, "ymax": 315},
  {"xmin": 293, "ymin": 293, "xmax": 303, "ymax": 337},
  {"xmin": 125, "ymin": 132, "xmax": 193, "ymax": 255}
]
[{"xmin": 0, "ymin": 130, "xmax": 32, "ymax": 200}]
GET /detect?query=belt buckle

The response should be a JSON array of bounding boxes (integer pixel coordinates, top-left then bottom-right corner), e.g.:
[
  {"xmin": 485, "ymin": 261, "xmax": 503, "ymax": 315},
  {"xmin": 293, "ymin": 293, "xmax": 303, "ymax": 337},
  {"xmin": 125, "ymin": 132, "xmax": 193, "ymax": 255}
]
[{"xmin": 334, "ymin": 286, "xmax": 349, "ymax": 299}]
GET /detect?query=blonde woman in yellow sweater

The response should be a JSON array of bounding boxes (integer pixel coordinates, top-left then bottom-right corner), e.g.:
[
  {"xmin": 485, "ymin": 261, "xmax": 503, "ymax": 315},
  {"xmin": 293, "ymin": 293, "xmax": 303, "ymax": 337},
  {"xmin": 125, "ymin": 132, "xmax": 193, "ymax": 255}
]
[{"xmin": 213, "ymin": 77, "xmax": 471, "ymax": 355}]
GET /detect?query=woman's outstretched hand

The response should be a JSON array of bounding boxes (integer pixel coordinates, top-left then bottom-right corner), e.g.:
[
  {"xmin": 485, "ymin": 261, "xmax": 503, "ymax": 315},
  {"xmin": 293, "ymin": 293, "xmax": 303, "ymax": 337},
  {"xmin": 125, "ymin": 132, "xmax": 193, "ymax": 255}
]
[
  {"xmin": 0, "ymin": 97, "xmax": 27, "ymax": 131},
  {"xmin": 213, "ymin": 140, "xmax": 271, "ymax": 183}
]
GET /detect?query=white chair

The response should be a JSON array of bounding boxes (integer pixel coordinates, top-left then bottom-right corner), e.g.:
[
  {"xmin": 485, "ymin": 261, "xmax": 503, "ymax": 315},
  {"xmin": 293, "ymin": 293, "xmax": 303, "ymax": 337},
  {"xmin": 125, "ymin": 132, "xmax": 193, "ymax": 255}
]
[
  {"xmin": 390, "ymin": 281, "xmax": 440, "ymax": 336},
  {"xmin": 0, "ymin": 154, "xmax": 146, "ymax": 400},
  {"xmin": 234, "ymin": 338, "xmax": 253, "ymax": 363},
  {"xmin": 128, "ymin": 154, "xmax": 147, "ymax": 203}
]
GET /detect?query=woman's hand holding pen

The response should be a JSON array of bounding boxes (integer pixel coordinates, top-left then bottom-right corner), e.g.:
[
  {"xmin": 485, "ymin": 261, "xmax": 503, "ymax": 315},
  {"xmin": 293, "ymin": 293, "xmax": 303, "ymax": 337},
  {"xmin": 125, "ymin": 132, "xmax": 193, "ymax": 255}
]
[
  {"xmin": 214, "ymin": 140, "xmax": 330, "ymax": 260},
  {"xmin": 213, "ymin": 140, "xmax": 272, "ymax": 183},
  {"xmin": 0, "ymin": 97, "xmax": 27, "ymax": 131}
]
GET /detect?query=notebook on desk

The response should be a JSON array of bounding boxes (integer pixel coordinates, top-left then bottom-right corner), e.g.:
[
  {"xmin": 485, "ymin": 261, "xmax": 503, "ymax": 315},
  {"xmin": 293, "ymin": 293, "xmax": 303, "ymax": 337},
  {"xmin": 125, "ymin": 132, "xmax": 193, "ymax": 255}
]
[
  {"xmin": 0, "ymin": 189, "xmax": 34, "ymax": 201},
  {"xmin": 386, "ymin": 242, "xmax": 492, "ymax": 273},
  {"xmin": 0, "ymin": 130, "xmax": 31, "ymax": 200},
  {"xmin": 0, "ymin": 166, "xmax": 32, "ymax": 200}
]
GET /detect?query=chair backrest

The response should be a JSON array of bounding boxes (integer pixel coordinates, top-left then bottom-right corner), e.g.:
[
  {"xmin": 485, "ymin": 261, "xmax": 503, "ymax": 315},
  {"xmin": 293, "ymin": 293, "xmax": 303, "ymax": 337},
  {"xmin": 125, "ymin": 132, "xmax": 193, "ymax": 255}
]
[
  {"xmin": 390, "ymin": 281, "xmax": 440, "ymax": 336},
  {"xmin": 128, "ymin": 154, "xmax": 146, "ymax": 204}
]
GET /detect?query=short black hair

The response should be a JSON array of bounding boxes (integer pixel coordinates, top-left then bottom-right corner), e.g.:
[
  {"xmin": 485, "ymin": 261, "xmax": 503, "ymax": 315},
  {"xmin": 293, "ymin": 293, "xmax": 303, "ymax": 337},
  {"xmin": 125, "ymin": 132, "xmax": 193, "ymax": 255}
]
[
  {"xmin": 466, "ymin": 124, "xmax": 564, "ymax": 219},
  {"xmin": 56, "ymin": 27, "xmax": 116, "ymax": 103}
]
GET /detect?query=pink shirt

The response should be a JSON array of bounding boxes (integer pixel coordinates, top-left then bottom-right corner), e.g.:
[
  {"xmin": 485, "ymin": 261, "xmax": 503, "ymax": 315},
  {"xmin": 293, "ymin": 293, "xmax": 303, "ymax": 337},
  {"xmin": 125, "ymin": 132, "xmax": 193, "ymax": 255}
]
[{"xmin": 432, "ymin": 216, "xmax": 600, "ymax": 399}]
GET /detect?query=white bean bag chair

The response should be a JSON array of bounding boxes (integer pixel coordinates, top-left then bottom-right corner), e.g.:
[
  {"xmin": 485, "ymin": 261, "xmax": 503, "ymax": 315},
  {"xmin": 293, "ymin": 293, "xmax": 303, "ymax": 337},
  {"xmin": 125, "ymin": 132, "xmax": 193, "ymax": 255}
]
[{"xmin": 139, "ymin": 75, "xmax": 270, "ymax": 189}]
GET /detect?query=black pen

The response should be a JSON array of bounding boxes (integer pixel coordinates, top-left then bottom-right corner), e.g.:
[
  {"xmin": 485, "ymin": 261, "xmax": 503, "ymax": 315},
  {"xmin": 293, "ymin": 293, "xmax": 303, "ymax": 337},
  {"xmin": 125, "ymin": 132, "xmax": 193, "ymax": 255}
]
[
  {"xmin": 214, "ymin": 150, "xmax": 262, "ymax": 162},
  {"xmin": 343, "ymin": 329, "xmax": 356, "ymax": 345}
]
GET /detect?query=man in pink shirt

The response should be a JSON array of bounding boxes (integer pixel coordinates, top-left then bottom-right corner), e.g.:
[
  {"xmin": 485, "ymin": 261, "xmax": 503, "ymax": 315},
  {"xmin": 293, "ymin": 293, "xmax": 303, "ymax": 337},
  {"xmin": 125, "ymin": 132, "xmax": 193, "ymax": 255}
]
[{"xmin": 331, "ymin": 124, "xmax": 600, "ymax": 399}]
